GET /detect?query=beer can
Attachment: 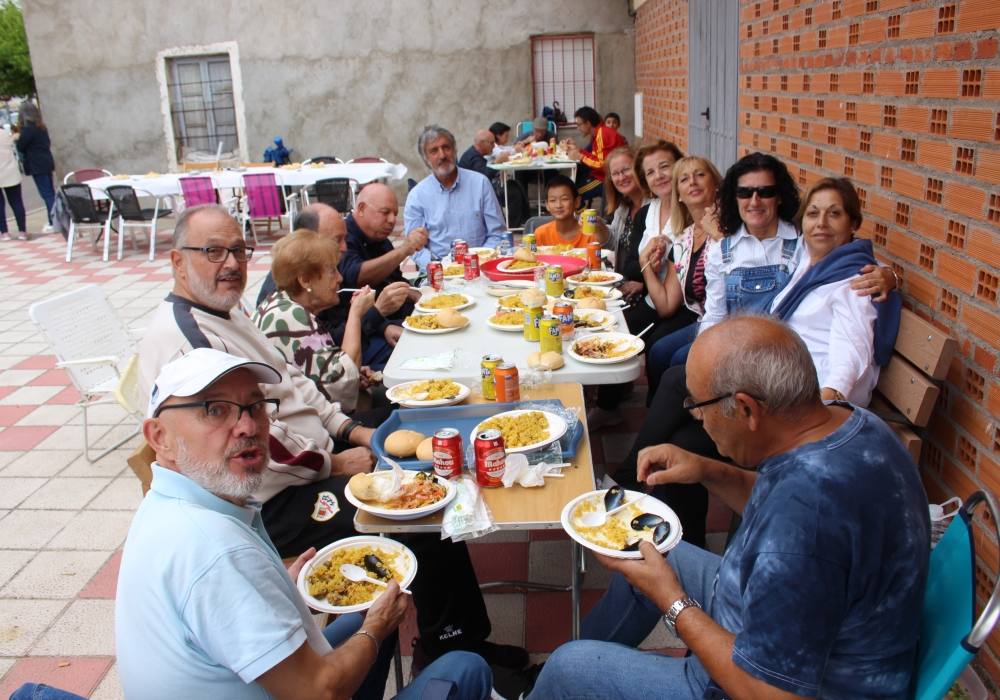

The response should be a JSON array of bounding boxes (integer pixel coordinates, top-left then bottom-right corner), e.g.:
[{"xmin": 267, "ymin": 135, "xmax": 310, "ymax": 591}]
[
  {"xmin": 474, "ymin": 429, "xmax": 506, "ymax": 488},
  {"xmin": 553, "ymin": 300, "xmax": 575, "ymax": 338},
  {"xmin": 432, "ymin": 428, "xmax": 464, "ymax": 479},
  {"xmin": 586, "ymin": 241, "xmax": 602, "ymax": 269},
  {"xmin": 427, "ymin": 261, "xmax": 444, "ymax": 291},
  {"xmin": 522, "ymin": 233, "xmax": 537, "ymax": 253},
  {"xmin": 481, "ymin": 354, "xmax": 502, "ymax": 401},
  {"xmin": 523, "ymin": 304, "xmax": 543, "ymax": 342},
  {"xmin": 494, "ymin": 363, "xmax": 520, "ymax": 402},
  {"xmin": 544, "ymin": 264, "xmax": 565, "ymax": 298},
  {"xmin": 581, "ymin": 209, "xmax": 598, "ymax": 236},
  {"xmin": 453, "ymin": 239, "xmax": 468, "ymax": 258},
  {"xmin": 464, "ymin": 252, "xmax": 480, "ymax": 280},
  {"xmin": 539, "ymin": 315, "xmax": 562, "ymax": 354}
]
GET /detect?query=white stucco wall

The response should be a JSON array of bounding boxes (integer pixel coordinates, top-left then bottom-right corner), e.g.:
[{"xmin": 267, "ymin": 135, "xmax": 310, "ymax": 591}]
[{"xmin": 22, "ymin": 0, "xmax": 636, "ymax": 179}]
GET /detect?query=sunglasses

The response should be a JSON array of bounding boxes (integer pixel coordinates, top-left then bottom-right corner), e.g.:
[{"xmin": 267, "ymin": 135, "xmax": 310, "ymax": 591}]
[{"xmin": 735, "ymin": 185, "xmax": 778, "ymax": 199}]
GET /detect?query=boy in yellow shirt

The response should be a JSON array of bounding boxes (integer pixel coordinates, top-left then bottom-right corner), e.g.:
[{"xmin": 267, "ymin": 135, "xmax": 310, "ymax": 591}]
[{"xmin": 533, "ymin": 175, "xmax": 609, "ymax": 248}]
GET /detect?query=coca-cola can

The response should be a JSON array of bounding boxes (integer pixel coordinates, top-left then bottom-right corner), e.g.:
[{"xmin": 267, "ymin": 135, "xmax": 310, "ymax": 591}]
[
  {"xmin": 474, "ymin": 429, "xmax": 506, "ymax": 488},
  {"xmin": 432, "ymin": 428, "xmax": 463, "ymax": 479},
  {"xmin": 453, "ymin": 239, "xmax": 469, "ymax": 258},
  {"xmin": 464, "ymin": 251, "xmax": 480, "ymax": 280},
  {"xmin": 427, "ymin": 261, "xmax": 444, "ymax": 291}
]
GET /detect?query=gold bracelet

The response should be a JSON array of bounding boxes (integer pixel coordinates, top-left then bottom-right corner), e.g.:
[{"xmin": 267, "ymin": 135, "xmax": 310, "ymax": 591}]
[{"xmin": 351, "ymin": 629, "xmax": 379, "ymax": 656}]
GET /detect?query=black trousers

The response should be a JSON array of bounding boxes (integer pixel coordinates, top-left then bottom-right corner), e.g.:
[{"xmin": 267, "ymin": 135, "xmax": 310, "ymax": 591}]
[
  {"xmin": 608, "ymin": 365, "xmax": 719, "ymax": 548},
  {"xmin": 261, "ymin": 476, "xmax": 492, "ymax": 655},
  {"xmin": 596, "ymin": 303, "xmax": 698, "ymax": 411}
]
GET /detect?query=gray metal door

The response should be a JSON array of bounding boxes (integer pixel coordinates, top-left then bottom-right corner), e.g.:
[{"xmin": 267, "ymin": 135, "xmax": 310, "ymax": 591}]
[{"xmin": 688, "ymin": 0, "xmax": 739, "ymax": 172}]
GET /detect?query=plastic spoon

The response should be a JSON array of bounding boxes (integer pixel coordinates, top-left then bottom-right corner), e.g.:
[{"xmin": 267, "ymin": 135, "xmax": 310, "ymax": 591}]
[
  {"xmin": 579, "ymin": 495, "xmax": 646, "ymax": 528},
  {"xmin": 339, "ymin": 564, "xmax": 412, "ymax": 595}
]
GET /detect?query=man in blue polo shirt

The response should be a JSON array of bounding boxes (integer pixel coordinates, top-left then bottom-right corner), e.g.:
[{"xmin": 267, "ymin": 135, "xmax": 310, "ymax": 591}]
[
  {"xmin": 404, "ymin": 124, "xmax": 506, "ymax": 268},
  {"xmin": 116, "ymin": 348, "xmax": 492, "ymax": 699}
]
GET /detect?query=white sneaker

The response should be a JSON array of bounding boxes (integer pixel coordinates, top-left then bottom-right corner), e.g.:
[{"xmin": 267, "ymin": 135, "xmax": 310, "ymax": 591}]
[{"xmin": 42, "ymin": 224, "xmax": 54, "ymax": 233}]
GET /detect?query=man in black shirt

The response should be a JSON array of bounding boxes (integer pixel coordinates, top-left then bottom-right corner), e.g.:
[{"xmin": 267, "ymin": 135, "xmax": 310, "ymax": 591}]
[{"xmin": 458, "ymin": 129, "xmax": 501, "ymax": 182}]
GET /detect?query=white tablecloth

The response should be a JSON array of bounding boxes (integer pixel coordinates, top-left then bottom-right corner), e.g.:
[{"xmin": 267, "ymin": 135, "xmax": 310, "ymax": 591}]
[
  {"xmin": 85, "ymin": 163, "xmax": 407, "ymax": 199},
  {"xmin": 382, "ymin": 280, "xmax": 641, "ymax": 388}
]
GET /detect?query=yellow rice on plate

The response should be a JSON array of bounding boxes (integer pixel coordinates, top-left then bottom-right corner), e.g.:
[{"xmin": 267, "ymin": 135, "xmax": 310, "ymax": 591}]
[
  {"xmin": 306, "ymin": 545, "xmax": 403, "ymax": 606},
  {"xmin": 477, "ymin": 410, "xmax": 549, "ymax": 448}
]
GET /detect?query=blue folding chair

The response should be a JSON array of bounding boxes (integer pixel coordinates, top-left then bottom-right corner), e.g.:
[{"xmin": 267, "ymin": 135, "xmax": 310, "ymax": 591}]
[{"xmin": 912, "ymin": 489, "xmax": 1000, "ymax": 699}]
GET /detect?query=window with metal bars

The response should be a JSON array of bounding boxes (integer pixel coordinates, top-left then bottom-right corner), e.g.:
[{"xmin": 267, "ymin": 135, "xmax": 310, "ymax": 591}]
[
  {"xmin": 166, "ymin": 54, "xmax": 238, "ymax": 161},
  {"xmin": 531, "ymin": 34, "xmax": 595, "ymax": 123}
]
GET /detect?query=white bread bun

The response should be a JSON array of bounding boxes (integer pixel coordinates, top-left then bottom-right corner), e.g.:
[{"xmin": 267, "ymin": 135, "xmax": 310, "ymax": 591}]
[
  {"xmin": 435, "ymin": 309, "xmax": 467, "ymax": 328},
  {"xmin": 416, "ymin": 437, "xmax": 434, "ymax": 461},
  {"xmin": 348, "ymin": 472, "xmax": 381, "ymax": 501},
  {"xmin": 513, "ymin": 247, "xmax": 537, "ymax": 262},
  {"xmin": 527, "ymin": 350, "xmax": 565, "ymax": 370},
  {"xmin": 519, "ymin": 288, "xmax": 546, "ymax": 308},
  {"xmin": 384, "ymin": 429, "xmax": 426, "ymax": 457},
  {"xmin": 576, "ymin": 297, "xmax": 606, "ymax": 311}
]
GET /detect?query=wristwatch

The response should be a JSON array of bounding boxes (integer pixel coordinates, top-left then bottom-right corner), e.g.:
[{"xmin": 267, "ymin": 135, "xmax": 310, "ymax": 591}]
[{"xmin": 663, "ymin": 596, "xmax": 702, "ymax": 636}]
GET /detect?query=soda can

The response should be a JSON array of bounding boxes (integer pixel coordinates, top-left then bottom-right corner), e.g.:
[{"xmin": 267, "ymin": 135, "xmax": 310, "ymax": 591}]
[
  {"xmin": 586, "ymin": 241, "xmax": 602, "ymax": 270},
  {"xmin": 432, "ymin": 428, "xmax": 464, "ymax": 479},
  {"xmin": 453, "ymin": 239, "xmax": 468, "ymax": 258},
  {"xmin": 581, "ymin": 209, "xmax": 598, "ymax": 237},
  {"xmin": 464, "ymin": 252, "xmax": 480, "ymax": 280},
  {"xmin": 523, "ymin": 304, "xmax": 543, "ymax": 342},
  {"xmin": 494, "ymin": 363, "xmax": 520, "ymax": 402},
  {"xmin": 474, "ymin": 429, "xmax": 506, "ymax": 488},
  {"xmin": 427, "ymin": 261, "xmax": 444, "ymax": 291},
  {"xmin": 481, "ymin": 354, "xmax": 502, "ymax": 401},
  {"xmin": 539, "ymin": 315, "xmax": 562, "ymax": 354},
  {"xmin": 522, "ymin": 233, "xmax": 537, "ymax": 253},
  {"xmin": 501, "ymin": 232, "xmax": 514, "ymax": 249},
  {"xmin": 544, "ymin": 264, "xmax": 565, "ymax": 298},
  {"xmin": 553, "ymin": 300, "xmax": 575, "ymax": 338}
]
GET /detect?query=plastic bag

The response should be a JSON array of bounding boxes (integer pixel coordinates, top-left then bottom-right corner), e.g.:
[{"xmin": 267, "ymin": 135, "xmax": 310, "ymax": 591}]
[
  {"xmin": 501, "ymin": 452, "xmax": 567, "ymax": 488},
  {"xmin": 441, "ymin": 475, "xmax": 497, "ymax": 542}
]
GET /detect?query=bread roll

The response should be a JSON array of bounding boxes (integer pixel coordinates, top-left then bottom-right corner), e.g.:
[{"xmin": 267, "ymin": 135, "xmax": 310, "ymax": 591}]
[
  {"xmin": 519, "ymin": 288, "xmax": 546, "ymax": 308},
  {"xmin": 384, "ymin": 429, "xmax": 426, "ymax": 457},
  {"xmin": 435, "ymin": 309, "xmax": 467, "ymax": 328},
  {"xmin": 348, "ymin": 472, "xmax": 380, "ymax": 501},
  {"xmin": 513, "ymin": 247, "xmax": 537, "ymax": 263},
  {"xmin": 416, "ymin": 437, "xmax": 434, "ymax": 461},
  {"xmin": 528, "ymin": 351, "xmax": 565, "ymax": 370},
  {"xmin": 576, "ymin": 297, "xmax": 606, "ymax": 311}
]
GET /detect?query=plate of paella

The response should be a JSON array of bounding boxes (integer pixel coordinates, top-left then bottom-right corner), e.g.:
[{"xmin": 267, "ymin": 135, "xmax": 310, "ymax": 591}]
[
  {"xmin": 414, "ymin": 292, "xmax": 474, "ymax": 312},
  {"xmin": 561, "ymin": 285, "xmax": 623, "ymax": 302},
  {"xmin": 568, "ymin": 332, "xmax": 644, "ymax": 364},
  {"xmin": 561, "ymin": 487, "xmax": 682, "ymax": 560},
  {"xmin": 385, "ymin": 379, "xmax": 470, "ymax": 408},
  {"xmin": 566, "ymin": 271, "xmax": 624, "ymax": 287},
  {"xmin": 486, "ymin": 309, "xmax": 526, "ymax": 331},
  {"xmin": 470, "ymin": 409, "xmax": 567, "ymax": 454},
  {"xmin": 402, "ymin": 310, "xmax": 470, "ymax": 334},
  {"xmin": 298, "ymin": 535, "xmax": 418, "ymax": 613}
]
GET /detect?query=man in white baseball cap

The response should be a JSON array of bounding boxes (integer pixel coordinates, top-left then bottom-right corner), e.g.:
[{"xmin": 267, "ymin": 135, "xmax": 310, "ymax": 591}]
[{"xmin": 116, "ymin": 348, "xmax": 491, "ymax": 700}]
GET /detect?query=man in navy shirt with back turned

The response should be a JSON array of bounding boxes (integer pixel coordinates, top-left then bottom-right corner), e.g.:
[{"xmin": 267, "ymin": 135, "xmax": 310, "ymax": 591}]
[{"xmin": 529, "ymin": 315, "xmax": 929, "ymax": 700}]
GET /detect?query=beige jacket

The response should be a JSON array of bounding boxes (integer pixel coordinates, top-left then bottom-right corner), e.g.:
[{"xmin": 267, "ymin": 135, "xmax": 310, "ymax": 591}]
[{"xmin": 0, "ymin": 130, "xmax": 22, "ymax": 188}]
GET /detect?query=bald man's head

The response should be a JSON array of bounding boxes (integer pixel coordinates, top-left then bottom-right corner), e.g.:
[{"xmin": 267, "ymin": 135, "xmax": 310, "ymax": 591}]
[
  {"xmin": 473, "ymin": 129, "xmax": 495, "ymax": 156},
  {"xmin": 689, "ymin": 316, "xmax": 820, "ymax": 419},
  {"xmin": 299, "ymin": 203, "xmax": 347, "ymax": 252},
  {"xmin": 354, "ymin": 183, "xmax": 399, "ymax": 241}
]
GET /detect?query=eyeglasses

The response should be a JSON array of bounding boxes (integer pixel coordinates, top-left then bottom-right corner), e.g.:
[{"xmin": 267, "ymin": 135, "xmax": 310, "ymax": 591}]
[
  {"xmin": 735, "ymin": 185, "xmax": 778, "ymax": 200},
  {"xmin": 682, "ymin": 393, "xmax": 733, "ymax": 414},
  {"xmin": 154, "ymin": 398, "xmax": 280, "ymax": 427},
  {"xmin": 180, "ymin": 245, "xmax": 255, "ymax": 263}
]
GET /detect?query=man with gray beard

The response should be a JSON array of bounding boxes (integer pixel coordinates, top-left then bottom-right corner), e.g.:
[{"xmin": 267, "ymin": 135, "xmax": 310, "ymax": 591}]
[{"xmin": 116, "ymin": 348, "xmax": 492, "ymax": 699}]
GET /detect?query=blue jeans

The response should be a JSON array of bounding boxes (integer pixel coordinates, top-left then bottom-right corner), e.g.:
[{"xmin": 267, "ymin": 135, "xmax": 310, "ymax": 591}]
[
  {"xmin": 646, "ymin": 322, "xmax": 698, "ymax": 396},
  {"xmin": 9, "ymin": 685, "xmax": 85, "ymax": 700},
  {"xmin": 1, "ymin": 184, "xmax": 26, "ymax": 232},
  {"xmin": 324, "ymin": 614, "xmax": 492, "ymax": 700},
  {"xmin": 32, "ymin": 173, "xmax": 56, "ymax": 225},
  {"xmin": 527, "ymin": 542, "xmax": 722, "ymax": 700}
]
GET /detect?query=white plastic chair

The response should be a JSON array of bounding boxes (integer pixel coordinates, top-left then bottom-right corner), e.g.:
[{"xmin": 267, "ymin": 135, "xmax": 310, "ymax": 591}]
[{"xmin": 28, "ymin": 285, "xmax": 141, "ymax": 462}]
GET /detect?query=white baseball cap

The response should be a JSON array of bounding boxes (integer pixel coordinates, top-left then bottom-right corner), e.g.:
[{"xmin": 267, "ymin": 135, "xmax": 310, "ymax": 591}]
[{"xmin": 148, "ymin": 348, "xmax": 281, "ymax": 418}]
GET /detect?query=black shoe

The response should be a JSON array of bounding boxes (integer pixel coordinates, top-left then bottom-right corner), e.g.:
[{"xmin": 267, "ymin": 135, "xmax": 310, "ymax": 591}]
[{"xmin": 467, "ymin": 640, "xmax": 530, "ymax": 670}]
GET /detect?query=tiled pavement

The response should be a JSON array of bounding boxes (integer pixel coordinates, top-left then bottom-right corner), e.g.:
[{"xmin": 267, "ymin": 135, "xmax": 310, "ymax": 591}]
[{"xmin": 0, "ymin": 214, "xmax": 733, "ymax": 698}]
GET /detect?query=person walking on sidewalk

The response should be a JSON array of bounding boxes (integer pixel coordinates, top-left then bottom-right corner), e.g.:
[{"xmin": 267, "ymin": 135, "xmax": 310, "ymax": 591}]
[
  {"xmin": 15, "ymin": 102, "xmax": 56, "ymax": 234},
  {"xmin": 0, "ymin": 124, "xmax": 27, "ymax": 240}
]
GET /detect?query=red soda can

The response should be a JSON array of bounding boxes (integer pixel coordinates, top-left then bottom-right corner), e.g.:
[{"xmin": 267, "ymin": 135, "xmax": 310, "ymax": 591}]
[
  {"xmin": 432, "ymin": 428, "xmax": 463, "ymax": 479},
  {"xmin": 474, "ymin": 429, "xmax": 506, "ymax": 487},
  {"xmin": 464, "ymin": 251, "xmax": 480, "ymax": 280},
  {"xmin": 427, "ymin": 261, "xmax": 444, "ymax": 291},
  {"xmin": 453, "ymin": 239, "xmax": 469, "ymax": 258}
]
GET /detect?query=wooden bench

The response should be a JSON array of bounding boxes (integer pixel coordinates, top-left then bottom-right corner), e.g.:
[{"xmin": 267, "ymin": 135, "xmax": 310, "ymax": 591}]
[{"xmin": 871, "ymin": 308, "xmax": 957, "ymax": 462}]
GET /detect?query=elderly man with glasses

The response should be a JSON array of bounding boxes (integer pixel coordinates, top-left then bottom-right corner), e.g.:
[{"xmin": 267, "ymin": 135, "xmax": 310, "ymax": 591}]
[
  {"xmin": 117, "ymin": 347, "xmax": 492, "ymax": 699},
  {"xmin": 527, "ymin": 316, "xmax": 929, "ymax": 700}
]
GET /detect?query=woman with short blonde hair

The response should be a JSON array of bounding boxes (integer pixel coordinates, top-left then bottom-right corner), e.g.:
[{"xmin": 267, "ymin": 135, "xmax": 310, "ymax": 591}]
[{"xmin": 254, "ymin": 229, "xmax": 375, "ymax": 411}]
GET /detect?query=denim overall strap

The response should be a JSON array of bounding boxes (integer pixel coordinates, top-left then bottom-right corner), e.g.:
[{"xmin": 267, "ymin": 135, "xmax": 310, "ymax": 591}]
[{"xmin": 724, "ymin": 262, "xmax": 795, "ymax": 315}]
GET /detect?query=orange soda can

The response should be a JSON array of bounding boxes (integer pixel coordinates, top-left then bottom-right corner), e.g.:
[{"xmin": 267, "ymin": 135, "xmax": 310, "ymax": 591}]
[
  {"xmin": 494, "ymin": 364, "xmax": 520, "ymax": 402},
  {"xmin": 586, "ymin": 241, "xmax": 602, "ymax": 269},
  {"xmin": 553, "ymin": 301, "xmax": 574, "ymax": 338}
]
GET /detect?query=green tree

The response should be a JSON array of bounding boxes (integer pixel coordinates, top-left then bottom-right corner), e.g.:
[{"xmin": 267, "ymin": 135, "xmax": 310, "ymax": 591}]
[{"xmin": 0, "ymin": 1, "xmax": 34, "ymax": 99}]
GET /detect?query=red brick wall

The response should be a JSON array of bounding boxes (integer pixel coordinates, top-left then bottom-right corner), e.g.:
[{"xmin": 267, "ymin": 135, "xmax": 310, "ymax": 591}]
[
  {"xmin": 634, "ymin": 0, "xmax": 688, "ymax": 150},
  {"xmin": 636, "ymin": 0, "xmax": 1000, "ymax": 689}
]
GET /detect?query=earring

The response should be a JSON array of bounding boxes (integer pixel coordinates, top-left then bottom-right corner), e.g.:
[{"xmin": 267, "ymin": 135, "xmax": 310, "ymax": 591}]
[{"xmin": 306, "ymin": 287, "xmax": 313, "ymax": 293}]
